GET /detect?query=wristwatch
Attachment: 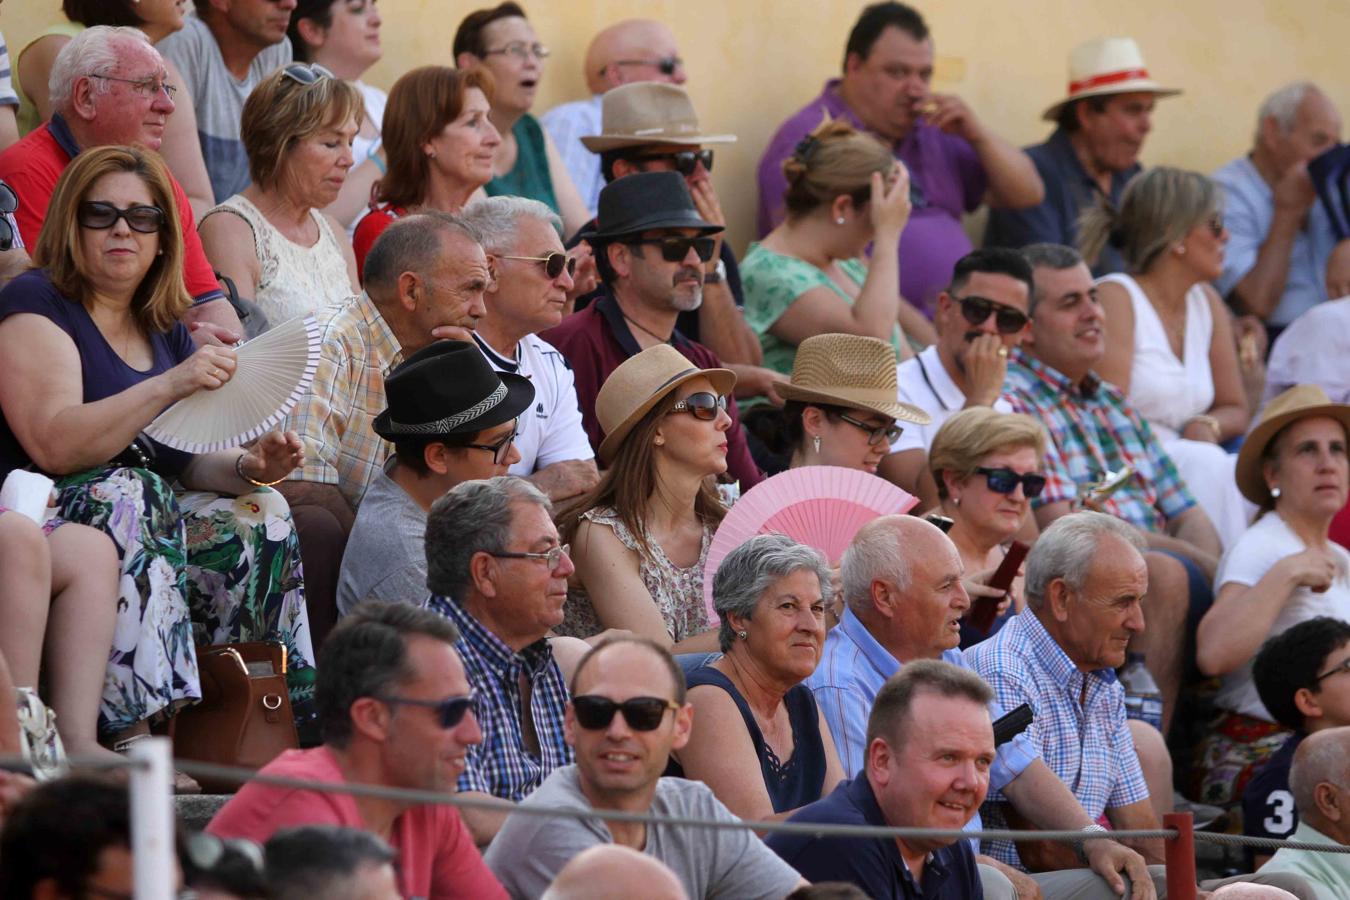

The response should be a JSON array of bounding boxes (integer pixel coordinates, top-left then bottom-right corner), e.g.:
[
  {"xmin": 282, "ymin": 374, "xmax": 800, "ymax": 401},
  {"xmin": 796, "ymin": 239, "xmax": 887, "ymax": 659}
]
[
  {"xmin": 1075, "ymin": 824, "xmax": 1110, "ymax": 863},
  {"xmin": 704, "ymin": 258, "xmax": 727, "ymax": 285}
]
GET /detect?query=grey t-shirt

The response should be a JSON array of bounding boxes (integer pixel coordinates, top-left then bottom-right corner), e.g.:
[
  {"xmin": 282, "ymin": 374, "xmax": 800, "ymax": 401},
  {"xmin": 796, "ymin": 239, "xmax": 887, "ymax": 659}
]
[
  {"xmin": 484, "ymin": 765, "xmax": 802, "ymax": 900},
  {"xmin": 335, "ymin": 466, "xmax": 427, "ymax": 615}
]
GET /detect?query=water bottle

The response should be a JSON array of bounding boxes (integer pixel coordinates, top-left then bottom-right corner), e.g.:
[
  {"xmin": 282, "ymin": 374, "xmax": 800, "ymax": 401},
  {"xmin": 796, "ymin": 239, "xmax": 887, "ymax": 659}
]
[{"xmin": 1120, "ymin": 653, "xmax": 1164, "ymax": 731}]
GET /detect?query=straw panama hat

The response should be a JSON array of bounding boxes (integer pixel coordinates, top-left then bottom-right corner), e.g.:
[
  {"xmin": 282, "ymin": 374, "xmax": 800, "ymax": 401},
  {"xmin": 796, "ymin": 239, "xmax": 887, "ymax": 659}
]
[
  {"xmin": 581, "ymin": 82, "xmax": 736, "ymax": 153},
  {"xmin": 775, "ymin": 334, "xmax": 931, "ymax": 426},
  {"xmin": 1041, "ymin": 37, "xmax": 1181, "ymax": 122},
  {"xmin": 1235, "ymin": 384, "xmax": 1350, "ymax": 505},
  {"xmin": 595, "ymin": 344, "xmax": 736, "ymax": 465}
]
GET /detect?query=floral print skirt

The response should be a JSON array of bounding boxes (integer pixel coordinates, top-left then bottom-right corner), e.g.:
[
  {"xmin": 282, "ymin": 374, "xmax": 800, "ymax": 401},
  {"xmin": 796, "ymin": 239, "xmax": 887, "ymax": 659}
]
[{"xmin": 53, "ymin": 466, "xmax": 315, "ymax": 736}]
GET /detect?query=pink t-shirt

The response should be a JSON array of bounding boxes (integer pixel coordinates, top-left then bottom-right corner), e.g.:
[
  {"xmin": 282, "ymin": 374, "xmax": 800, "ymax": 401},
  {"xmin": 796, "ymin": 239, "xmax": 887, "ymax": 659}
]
[{"xmin": 208, "ymin": 746, "xmax": 505, "ymax": 900}]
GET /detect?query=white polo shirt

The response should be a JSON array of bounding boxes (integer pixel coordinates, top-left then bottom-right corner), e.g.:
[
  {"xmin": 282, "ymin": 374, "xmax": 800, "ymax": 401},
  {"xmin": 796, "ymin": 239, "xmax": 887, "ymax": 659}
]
[
  {"xmin": 473, "ymin": 332, "xmax": 595, "ymax": 475},
  {"xmin": 892, "ymin": 344, "xmax": 1012, "ymax": 454}
]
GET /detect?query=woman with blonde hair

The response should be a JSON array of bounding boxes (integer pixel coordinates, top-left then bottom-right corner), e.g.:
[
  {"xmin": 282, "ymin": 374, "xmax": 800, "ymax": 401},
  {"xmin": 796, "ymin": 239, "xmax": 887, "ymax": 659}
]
[{"xmin": 1080, "ymin": 166, "xmax": 1251, "ymax": 549}]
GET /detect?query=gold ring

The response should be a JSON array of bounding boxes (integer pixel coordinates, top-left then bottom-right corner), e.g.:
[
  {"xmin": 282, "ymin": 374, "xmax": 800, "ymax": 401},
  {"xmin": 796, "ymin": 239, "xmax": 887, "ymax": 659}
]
[{"xmin": 998, "ymin": 347, "xmax": 1009, "ymax": 358}]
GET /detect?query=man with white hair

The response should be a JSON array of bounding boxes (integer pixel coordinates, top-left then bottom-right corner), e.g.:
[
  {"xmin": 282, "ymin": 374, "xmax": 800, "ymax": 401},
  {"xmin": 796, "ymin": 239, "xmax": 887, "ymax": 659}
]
[
  {"xmin": 1257, "ymin": 726, "xmax": 1350, "ymax": 898},
  {"xmin": 1213, "ymin": 83, "xmax": 1343, "ymax": 333},
  {"xmin": 540, "ymin": 20, "xmax": 686, "ymax": 214}
]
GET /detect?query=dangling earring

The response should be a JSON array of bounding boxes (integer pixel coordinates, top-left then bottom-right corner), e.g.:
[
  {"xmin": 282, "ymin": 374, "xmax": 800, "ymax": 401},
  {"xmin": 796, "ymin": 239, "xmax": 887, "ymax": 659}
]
[
  {"xmin": 812, "ymin": 435, "xmax": 822, "ymax": 454},
  {"xmin": 737, "ymin": 630, "xmax": 747, "ymax": 640},
  {"xmin": 1270, "ymin": 486, "xmax": 1282, "ymax": 499}
]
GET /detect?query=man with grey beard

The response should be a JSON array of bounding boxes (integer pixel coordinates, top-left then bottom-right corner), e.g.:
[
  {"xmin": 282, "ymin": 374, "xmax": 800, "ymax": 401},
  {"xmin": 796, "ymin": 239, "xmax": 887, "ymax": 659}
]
[{"xmin": 542, "ymin": 171, "xmax": 763, "ymax": 488}]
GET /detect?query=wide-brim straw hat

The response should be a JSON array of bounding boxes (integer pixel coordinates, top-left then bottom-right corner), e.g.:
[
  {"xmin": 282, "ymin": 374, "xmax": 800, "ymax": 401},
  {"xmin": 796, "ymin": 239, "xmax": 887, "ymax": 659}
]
[
  {"xmin": 1235, "ymin": 384, "xmax": 1350, "ymax": 505},
  {"xmin": 1041, "ymin": 37, "xmax": 1181, "ymax": 122},
  {"xmin": 595, "ymin": 344, "xmax": 736, "ymax": 465},
  {"xmin": 581, "ymin": 82, "xmax": 737, "ymax": 152},
  {"xmin": 775, "ymin": 334, "xmax": 931, "ymax": 425}
]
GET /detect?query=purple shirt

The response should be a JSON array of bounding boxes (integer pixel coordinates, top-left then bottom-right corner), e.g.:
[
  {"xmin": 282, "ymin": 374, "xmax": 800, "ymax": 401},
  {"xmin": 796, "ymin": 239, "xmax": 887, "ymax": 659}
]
[{"xmin": 756, "ymin": 79, "xmax": 988, "ymax": 317}]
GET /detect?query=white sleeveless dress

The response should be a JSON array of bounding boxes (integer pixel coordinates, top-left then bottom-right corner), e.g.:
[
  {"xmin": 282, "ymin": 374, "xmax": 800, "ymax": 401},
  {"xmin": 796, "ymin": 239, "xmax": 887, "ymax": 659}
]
[{"xmin": 1098, "ymin": 273, "xmax": 1251, "ymax": 550}]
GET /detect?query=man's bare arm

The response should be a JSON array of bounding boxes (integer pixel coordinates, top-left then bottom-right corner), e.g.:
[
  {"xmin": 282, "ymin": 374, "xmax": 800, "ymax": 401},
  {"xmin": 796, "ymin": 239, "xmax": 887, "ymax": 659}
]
[{"xmin": 527, "ymin": 459, "xmax": 600, "ymax": 502}]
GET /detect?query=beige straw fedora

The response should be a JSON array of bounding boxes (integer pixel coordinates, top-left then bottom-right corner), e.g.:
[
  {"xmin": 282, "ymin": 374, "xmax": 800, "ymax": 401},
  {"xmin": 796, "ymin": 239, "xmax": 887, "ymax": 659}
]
[
  {"xmin": 581, "ymin": 82, "xmax": 736, "ymax": 153},
  {"xmin": 775, "ymin": 334, "xmax": 931, "ymax": 425},
  {"xmin": 595, "ymin": 344, "xmax": 736, "ymax": 465},
  {"xmin": 1041, "ymin": 37, "xmax": 1181, "ymax": 122},
  {"xmin": 1235, "ymin": 384, "xmax": 1350, "ymax": 505}
]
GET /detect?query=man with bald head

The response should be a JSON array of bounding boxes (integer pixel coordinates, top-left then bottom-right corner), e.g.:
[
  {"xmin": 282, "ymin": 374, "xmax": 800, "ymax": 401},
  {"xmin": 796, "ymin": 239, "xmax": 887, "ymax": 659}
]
[
  {"xmin": 541, "ymin": 19, "xmax": 686, "ymax": 213},
  {"xmin": 542, "ymin": 845, "xmax": 687, "ymax": 900},
  {"xmin": 1257, "ymin": 727, "xmax": 1350, "ymax": 897},
  {"xmin": 808, "ymin": 514, "xmax": 1155, "ymax": 899}
]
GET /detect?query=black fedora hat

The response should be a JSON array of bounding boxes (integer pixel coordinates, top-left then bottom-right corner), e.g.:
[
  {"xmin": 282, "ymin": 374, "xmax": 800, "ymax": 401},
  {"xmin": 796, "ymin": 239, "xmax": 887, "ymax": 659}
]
[
  {"xmin": 372, "ymin": 340, "xmax": 534, "ymax": 441},
  {"xmin": 588, "ymin": 171, "xmax": 724, "ymax": 242}
]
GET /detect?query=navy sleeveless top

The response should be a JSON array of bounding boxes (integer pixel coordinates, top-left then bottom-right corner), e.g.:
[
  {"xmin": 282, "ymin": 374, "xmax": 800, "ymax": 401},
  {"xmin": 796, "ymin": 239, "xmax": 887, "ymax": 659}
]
[
  {"xmin": 668, "ymin": 664, "xmax": 828, "ymax": 813},
  {"xmin": 0, "ymin": 268, "xmax": 196, "ymax": 479}
]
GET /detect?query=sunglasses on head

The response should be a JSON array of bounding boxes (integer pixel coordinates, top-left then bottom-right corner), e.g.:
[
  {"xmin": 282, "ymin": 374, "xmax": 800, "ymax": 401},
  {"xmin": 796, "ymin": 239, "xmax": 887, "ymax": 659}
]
[
  {"xmin": 376, "ymin": 692, "xmax": 477, "ymax": 728},
  {"xmin": 627, "ymin": 235, "xmax": 717, "ymax": 263},
  {"xmin": 499, "ymin": 251, "xmax": 576, "ymax": 279},
  {"xmin": 634, "ymin": 149, "xmax": 714, "ymax": 178},
  {"xmin": 974, "ymin": 466, "xmax": 1047, "ymax": 498},
  {"xmin": 0, "ymin": 182, "xmax": 17, "ymax": 252},
  {"xmin": 282, "ymin": 62, "xmax": 335, "ymax": 85},
  {"xmin": 611, "ymin": 55, "xmax": 684, "ymax": 77},
  {"xmin": 77, "ymin": 201, "xmax": 166, "ymax": 234},
  {"xmin": 669, "ymin": 391, "xmax": 727, "ymax": 421},
  {"xmin": 954, "ymin": 295, "xmax": 1029, "ymax": 334},
  {"xmin": 572, "ymin": 694, "xmax": 680, "ymax": 731},
  {"xmin": 835, "ymin": 411, "xmax": 902, "ymax": 446}
]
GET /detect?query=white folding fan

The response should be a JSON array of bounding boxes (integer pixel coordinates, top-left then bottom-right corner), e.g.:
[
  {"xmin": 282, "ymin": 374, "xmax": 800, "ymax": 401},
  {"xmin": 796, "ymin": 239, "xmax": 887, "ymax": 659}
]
[
  {"xmin": 144, "ymin": 315, "xmax": 321, "ymax": 453},
  {"xmin": 703, "ymin": 466, "xmax": 918, "ymax": 621}
]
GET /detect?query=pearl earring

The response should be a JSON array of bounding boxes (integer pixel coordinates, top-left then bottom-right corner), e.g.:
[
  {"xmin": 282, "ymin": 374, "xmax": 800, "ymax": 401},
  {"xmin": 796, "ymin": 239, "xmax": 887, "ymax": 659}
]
[
  {"xmin": 1270, "ymin": 486, "xmax": 1282, "ymax": 499},
  {"xmin": 836, "ymin": 217, "xmax": 846, "ymax": 225},
  {"xmin": 737, "ymin": 630, "xmax": 748, "ymax": 640},
  {"xmin": 1174, "ymin": 244, "xmax": 1186, "ymax": 255},
  {"xmin": 953, "ymin": 496, "xmax": 961, "ymax": 507},
  {"xmin": 812, "ymin": 435, "xmax": 822, "ymax": 454},
  {"xmin": 655, "ymin": 436, "xmax": 665, "ymax": 447}
]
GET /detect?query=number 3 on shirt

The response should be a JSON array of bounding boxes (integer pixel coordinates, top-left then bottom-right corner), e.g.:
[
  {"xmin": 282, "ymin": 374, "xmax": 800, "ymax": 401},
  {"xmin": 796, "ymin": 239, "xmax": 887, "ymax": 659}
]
[{"xmin": 1264, "ymin": 789, "xmax": 1296, "ymax": 835}]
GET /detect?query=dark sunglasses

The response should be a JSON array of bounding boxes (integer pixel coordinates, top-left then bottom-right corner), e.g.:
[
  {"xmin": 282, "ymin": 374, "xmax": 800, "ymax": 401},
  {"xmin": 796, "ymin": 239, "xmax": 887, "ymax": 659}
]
[
  {"xmin": 500, "ymin": 251, "xmax": 576, "ymax": 279},
  {"xmin": 612, "ymin": 55, "xmax": 683, "ymax": 76},
  {"xmin": 669, "ymin": 391, "xmax": 727, "ymax": 421},
  {"xmin": 0, "ymin": 181, "xmax": 16, "ymax": 252},
  {"xmin": 628, "ymin": 235, "xmax": 717, "ymax": 263},
  {"xmin": 836, "ymin": 411, "xmax": 902, "ymax": 446},
  {"xmin": 572, "ymin": 694, "xmax": 680, "ymax": 731},
  {"xmin": 77, "ymin": 201, "xmax": 166, "ymax": 234},
  {"xmin": 282, "ymin": 62, "xmax": 335, "ymax": 85},
  {"xmin": 376, "ymin": 692, "xmax": 477, "ymax": 728},
  {"xmin": 954, "ymin": 295, "xmax": 1029, "ymax": 334},
  {"xmin": 635, "ymin": 149, "xmax": 714, "ymax": 177},
  {"xmin": 975, "ymin": 466, "xmax": 1047, "ymax": 498}
]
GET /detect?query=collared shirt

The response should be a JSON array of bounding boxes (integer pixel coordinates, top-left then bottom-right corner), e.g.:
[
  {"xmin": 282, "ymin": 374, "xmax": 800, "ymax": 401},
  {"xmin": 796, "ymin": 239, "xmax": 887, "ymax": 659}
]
[
  {"xmin": 806, "ymin": 607, "xmax": 1037, "ymax": 848},
  {"xmin": 767, "ymin": 775, "xmax": 983, "ymax": 899},
  {"xmin": 1258, "ymin": 820, "xmax": 1350, "ymax": 899},
  {"xmin": 756, "ymin": 79, "xmax": 987, "ymax": 316},
  {"xmin": 1003, "ymin": 349, "xmax": 1194, "ymax": 533},
  {"xmin": 540, "ymin": 94, "xmax": 605, "ymax": 214},
  {"xmin": 281, "ymin": 293, "xmax": 401, "ymax": 509},
  {"xmin": 983, "ymin": 127, "xmax": 1137, "ymax": 276},
  {"xmin": 965, "ymin": 610, "xmax": 1150, "ymax": 869},
  {"xmin": 427, "ymin": 595, "xmax": 572, "ymax": 801},
  {"xmin": 892, "ymin": 344, "xmax": 1014, "ymax": 454}
]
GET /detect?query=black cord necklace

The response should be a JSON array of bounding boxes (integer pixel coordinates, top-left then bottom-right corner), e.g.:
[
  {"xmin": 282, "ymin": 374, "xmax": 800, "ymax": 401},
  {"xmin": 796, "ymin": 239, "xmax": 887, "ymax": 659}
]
[{"xmin": 621, "ymin": 310, "xmax": 672, "ymax": 344}]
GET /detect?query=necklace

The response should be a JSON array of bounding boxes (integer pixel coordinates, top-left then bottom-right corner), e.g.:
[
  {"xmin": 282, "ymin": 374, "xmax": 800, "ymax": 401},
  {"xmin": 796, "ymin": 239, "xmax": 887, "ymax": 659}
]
[{"xmin": 621, "ymin": 310, "xmax": 671, "ymax": 344}]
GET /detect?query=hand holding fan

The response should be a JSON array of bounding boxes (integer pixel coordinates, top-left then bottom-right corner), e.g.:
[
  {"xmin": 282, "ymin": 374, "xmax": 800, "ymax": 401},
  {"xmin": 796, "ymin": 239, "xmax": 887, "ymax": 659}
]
[
  {"xmin": 145, "ymin": 315, "xmax": 320, "ymax": 453},
  {"xmin": 703, "ymin": 465, "xmax": 918, "ymax": 621}
]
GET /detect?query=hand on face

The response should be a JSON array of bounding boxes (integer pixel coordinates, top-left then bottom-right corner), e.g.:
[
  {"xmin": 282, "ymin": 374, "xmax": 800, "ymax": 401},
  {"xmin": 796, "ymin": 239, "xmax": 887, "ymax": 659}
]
[
  {"xmin": 962, "ymin": 333, "xmax": 1009, "ymax": 406},
  {"xmin": 918, "ymin": 93, "xmax": 983, "ymax": 143}
]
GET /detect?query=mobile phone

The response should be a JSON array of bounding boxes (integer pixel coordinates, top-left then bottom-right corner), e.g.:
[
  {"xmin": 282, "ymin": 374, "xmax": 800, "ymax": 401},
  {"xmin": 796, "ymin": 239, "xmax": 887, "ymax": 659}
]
[
  {"xmin": 969, "ymin": 540, "xmax": 1028, "ymax": 633},
  {"xmin": 925, "ymin": 513, "xmax": 955, "ymax": 534},
  {"xmin": 993, "ymin": 703, "xmax": 1033, "ymax": 746}
]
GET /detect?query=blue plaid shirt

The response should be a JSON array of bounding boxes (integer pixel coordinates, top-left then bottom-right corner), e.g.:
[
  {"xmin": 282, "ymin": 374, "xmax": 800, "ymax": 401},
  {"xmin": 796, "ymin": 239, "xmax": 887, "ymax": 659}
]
[
  {"xmin": 427, "ymin": 596, "xmax": 573, "ymax": 800},
  {"xmin": 1003, "ymin": 350, "xmax": 1195, "ymax": 533},
  {"xmin": 964, "ymin": 611, "xmax": 1150, "ymax": 870}
]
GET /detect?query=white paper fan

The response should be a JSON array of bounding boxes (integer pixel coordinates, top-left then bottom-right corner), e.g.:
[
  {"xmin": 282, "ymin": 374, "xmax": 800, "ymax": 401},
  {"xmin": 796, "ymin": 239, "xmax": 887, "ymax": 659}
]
[
  {"xmin": 145, "ymin": 315, "xmax": 321, "ymax": 453},
  {"xmin": 703, "ymin": 466, "xmax": 918, "ymax": 621}
]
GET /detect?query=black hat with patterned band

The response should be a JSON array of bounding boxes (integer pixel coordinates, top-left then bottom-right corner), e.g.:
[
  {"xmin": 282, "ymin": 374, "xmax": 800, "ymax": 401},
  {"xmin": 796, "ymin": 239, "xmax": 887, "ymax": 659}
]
[{"xmin": 372, "ymin": 340, "xmax": 534, "ymax": 441}]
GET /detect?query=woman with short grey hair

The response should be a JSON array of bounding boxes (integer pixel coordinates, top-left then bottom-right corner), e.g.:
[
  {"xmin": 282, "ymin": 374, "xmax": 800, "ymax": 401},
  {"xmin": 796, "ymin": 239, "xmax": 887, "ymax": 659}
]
[{"xmin": 668, "ymin": 533, "xmax": 845, "ymax": 824}]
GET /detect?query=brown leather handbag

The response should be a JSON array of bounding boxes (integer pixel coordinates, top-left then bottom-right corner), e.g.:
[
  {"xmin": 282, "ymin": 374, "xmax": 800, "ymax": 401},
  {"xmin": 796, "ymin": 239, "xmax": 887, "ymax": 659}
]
[{"xmin": 170, "ymin": 642, "xmax": 299, "ymax": 793}]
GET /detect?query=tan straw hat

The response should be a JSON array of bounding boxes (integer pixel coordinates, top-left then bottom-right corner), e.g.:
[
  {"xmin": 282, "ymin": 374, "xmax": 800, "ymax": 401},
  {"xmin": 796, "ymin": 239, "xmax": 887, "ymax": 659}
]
[
  {"xmin": 775, "ymin": 334, "xmax": 931, "ymax": 425},
  {"xmin": 1235, "ymin": 384, "xmax": 1350, "ymax": 505},
  {"xmin": 1041, "ymin": 37, "xmax": 1181, "ymax": 122},
  {"xmin": 581, "ymin": 82, "xmax": 736, "ymax": 152},
  {"xmin": 595, "ymin": 344, "xmax": 736, "ymax": 465}
]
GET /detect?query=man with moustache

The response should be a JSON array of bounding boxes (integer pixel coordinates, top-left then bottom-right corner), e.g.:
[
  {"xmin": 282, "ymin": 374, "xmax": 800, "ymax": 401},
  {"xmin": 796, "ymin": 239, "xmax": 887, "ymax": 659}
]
[{"xmin": 485, "ymin": 637, "xmax": 805, "ymax": 899}]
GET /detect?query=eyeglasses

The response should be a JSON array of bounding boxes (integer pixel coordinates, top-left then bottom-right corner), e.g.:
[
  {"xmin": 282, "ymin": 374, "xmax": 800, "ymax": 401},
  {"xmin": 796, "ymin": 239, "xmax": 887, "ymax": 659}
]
[
  {"xmin": 1315, "ymin": 656, "xmax": 1350, "ymax": 684},
  {"xmin": 499, "ymin": 251, "xmax": 576, "ymax": 279},
  {"xmin": 464, "ymin": 424, "xmax": 518, "ymax": 465},
  {"xmin": 77, "ymin": 201, "xmax": 166, "ymax": 234},
  {"xmin": 610, "ymin": 56, "xmax": 683, "ymax": 77},
  {"xmin": 489, "ymin": 543, "xmax": 571, "ymax": 570},
  {"xmin": 0, "ymin": 181, "xmax": 17, "ymax": 252},
  {"xmin": 282, "ymin": 62, "xmax": 335, "ymax": 85},
  {"xmin": 835, "ymin": 412, "xmax": 902, "ymax": 446},
  {"xmin": 572, "ymin": 695, "xmax": 681, "ymax": 731},
  {"xmin": 483, "ymin": 41, "xmax": 550, "ymax": 61},
  {"xmin": 634, "ymin": 149, "xmax": 714, "ymax": 178},
  {"xmin": 974, "ymin": 466, "xmax": 1047, "ymax": 499},
  {"xmin": 669, "ymin": 391, "xmax": 727, "ymax": 421},
  {"xmin": 89, "ymin": 73, "xmax": 178, "ymax": 100},
  {"xmin": 376, "ymin": 692, "xmax": 478, "ymax": 728},
  {"xmin": 626, "ymin": 235, "xmax": 716, "ymax": 263},
  {"xmin": 953, "ymin": 295, "xmax": 1030, "ymax": 334},
  {"xmin": 1205, "ymin": 212, "xmax": 1225, "ymax": 238}
]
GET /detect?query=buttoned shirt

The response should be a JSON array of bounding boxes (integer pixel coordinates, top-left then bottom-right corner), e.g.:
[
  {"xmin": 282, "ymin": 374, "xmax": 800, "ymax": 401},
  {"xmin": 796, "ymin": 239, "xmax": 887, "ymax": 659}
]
[
  {"xmin": 281, "ymin": 293, "xmax": 401, "ymax": 510},
  {"xmin": 427, "ymin": 595, "xmax": 572, "ymax": 801},
  {"xmin": 965, "ymin": 611, "xmax": 1150, "ymax": 869},
  {"xmin": 540, "ymin": 94, "xmax": 605, "ymax": 214},
  {"xmin": 1003, "ymin": 350, "xmax": 1194, "ymax": 533},
  {"xmin": 892, "ymin": 344, "xmax": 1014, "ymax": 454}
]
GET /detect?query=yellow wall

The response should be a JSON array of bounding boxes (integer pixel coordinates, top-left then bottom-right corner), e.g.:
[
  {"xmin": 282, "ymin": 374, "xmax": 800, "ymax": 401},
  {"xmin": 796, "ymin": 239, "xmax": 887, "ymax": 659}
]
[{"xmin": 9, "ymin": 0, "xmax": 1350, "ymax": 253}]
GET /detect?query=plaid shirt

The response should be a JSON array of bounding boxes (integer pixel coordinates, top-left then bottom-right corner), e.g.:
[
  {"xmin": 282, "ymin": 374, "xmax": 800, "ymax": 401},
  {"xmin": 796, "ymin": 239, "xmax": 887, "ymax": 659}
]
[
  {"xmin": 964, "ymin": 611, "xmax": 1150, "ymax": 870},
  {"xmin": 428, "ymin": 596, "xmax": 573, "ymax": 801},
  {"xmin": 1003, "ymin": 350, "xmax": 1194, "ymax": 533},
  {"xmin": 281, "ymin": 293, "xmax": 402, "ymax": 510}
]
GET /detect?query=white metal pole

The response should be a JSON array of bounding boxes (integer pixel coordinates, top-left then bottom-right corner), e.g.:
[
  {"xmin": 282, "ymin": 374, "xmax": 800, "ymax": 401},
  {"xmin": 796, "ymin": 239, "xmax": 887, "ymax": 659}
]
[{"xmin": 128, "ymin": 736, "xmax": 175, "ymax": 900}]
